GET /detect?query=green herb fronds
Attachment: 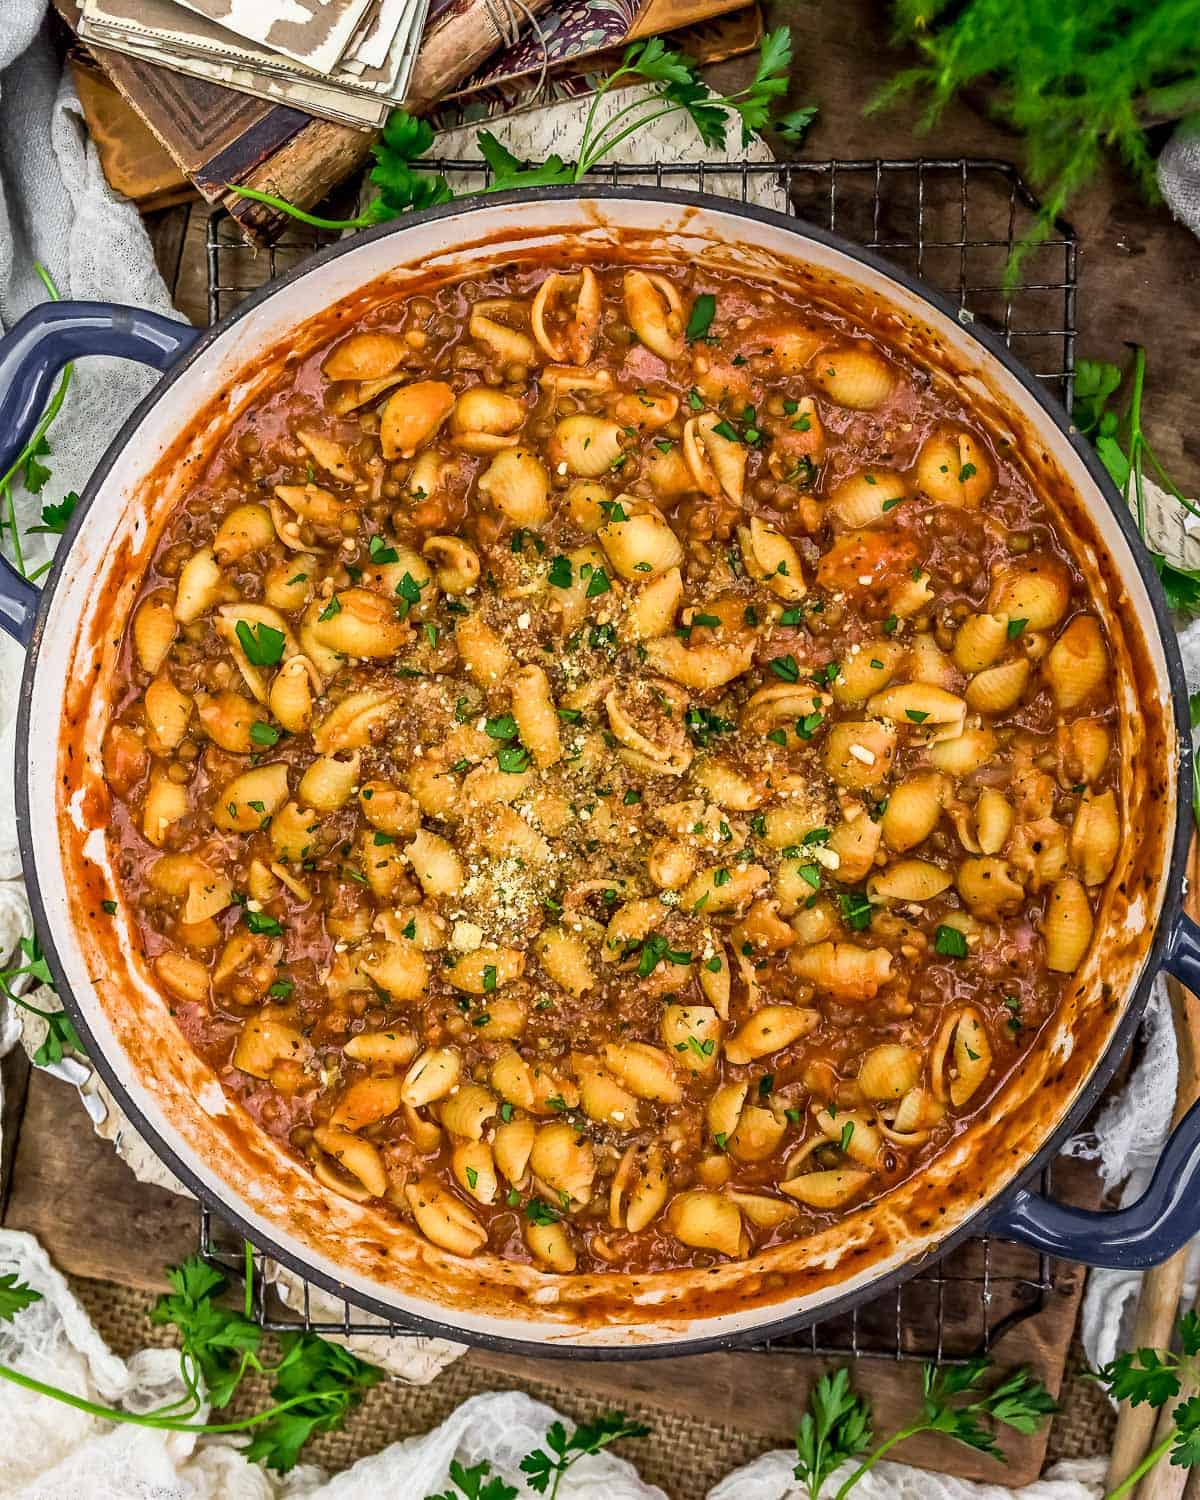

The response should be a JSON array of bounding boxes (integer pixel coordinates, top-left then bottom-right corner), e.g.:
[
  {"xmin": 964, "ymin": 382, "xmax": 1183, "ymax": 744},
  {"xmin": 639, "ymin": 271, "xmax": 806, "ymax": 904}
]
[
  {"xmin": 874, "ymin": 0, "xmax": 1200, "ymax": 283},
  {"xmin": 0, "ymin": 1253, "xmax": 379, "ymax": 1472},
  {"xmin": 230, "ymin": 29, "xmax": 815, "ymax": 229}
]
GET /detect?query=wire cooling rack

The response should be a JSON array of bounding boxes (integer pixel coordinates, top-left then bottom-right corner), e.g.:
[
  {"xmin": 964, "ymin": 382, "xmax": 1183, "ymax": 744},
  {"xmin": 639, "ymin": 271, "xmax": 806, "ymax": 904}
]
[{"xmin": 200, "ymin": 157, "xmax": 1079, "ymax": 1360}]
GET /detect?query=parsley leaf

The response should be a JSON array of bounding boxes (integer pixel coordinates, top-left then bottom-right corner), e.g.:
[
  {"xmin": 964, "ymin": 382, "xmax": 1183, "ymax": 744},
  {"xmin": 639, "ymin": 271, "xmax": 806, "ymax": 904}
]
[
  {"xmin": 28, "ymin": 490, "xmax": 79, "ymax": 535},
  {"xmin": 792, "ymin": 1368, "xmax": 873, "ymax": 1500},
  {"xmin": 520, "ymin": 1412, "xmax": 651, "ymax": 1496},
  {"xmin": 235, "ymin": 620, "xmax": 285, "ymax": 667},
  {"xmin": 0, "ymin": 1274, "xmax": 43, "ymax": 1323},
  {"xmin": 685, "ymin": 293, "xmax": 716, "ymax": 343}
]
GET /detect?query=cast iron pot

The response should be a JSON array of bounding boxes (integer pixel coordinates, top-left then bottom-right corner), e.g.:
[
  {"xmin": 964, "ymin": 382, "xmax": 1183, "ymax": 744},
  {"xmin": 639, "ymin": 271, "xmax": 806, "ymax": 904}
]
[{"xmin": 1, "ymin": 188, "xmax": 1199, "ymax": 1357}]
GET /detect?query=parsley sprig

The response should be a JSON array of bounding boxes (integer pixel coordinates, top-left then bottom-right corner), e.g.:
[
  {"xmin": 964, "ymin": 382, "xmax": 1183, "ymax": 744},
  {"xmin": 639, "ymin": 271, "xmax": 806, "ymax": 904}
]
[
  {"xmin": 1099, "ymin": 1310, "xmax": 1200, "ymax": 1497},
  {"xmin": 428, "ymin": 1412, "xmax": 648, "ymax": 1500},
  {"xmin": 0, "ymin": 933, "xmax": 84, "ymax": 1067},
  {"xmin": 795, "ymin": 1358, "xmax": 1056, "ymax": 1500},
  {"xmin": 230, "ymin": 32, "xmax": 815, "ymax": 227},
  {"xmin": 0, "ymin": 1253, "xmax": 379, "ymax": 1471},
  {"xmin": 520, "ymin": 1412, "xmax": 651, "ymax": 1497},
  {"xmin": 0, "ymin": 264, "xmax": 75, "ymax": 584},
  {"xmin": 1075, "ymin": 346, "xmax": 1200, "ymax": 614}
]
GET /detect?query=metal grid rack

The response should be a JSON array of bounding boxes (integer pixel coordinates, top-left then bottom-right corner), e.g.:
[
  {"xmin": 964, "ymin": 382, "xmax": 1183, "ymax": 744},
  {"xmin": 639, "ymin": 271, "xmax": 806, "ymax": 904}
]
[{"xmin": 202, "ymin": 157, "xmax": 1078, "ymax": 1362}]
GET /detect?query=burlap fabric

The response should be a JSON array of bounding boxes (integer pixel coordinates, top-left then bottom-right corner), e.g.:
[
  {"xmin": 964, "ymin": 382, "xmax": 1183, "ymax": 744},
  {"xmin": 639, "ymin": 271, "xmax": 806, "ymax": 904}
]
[{"xmin": 68, "ymin": 1276, "xmax": 1113, "ymax": 1499}]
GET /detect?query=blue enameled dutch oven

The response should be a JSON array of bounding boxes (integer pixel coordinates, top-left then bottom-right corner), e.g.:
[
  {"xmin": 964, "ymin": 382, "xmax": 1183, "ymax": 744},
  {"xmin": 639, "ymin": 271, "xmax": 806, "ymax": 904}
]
[{"xmin": 0, "ymin": 188, "xmax": 1197, "ymax": 1357}]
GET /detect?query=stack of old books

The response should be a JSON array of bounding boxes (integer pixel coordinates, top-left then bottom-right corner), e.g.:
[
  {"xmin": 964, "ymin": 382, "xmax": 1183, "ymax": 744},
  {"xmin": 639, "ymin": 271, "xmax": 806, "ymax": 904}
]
[{"xmin": 55, "ymin": 0, "xmax": 761, "ymax": 239}]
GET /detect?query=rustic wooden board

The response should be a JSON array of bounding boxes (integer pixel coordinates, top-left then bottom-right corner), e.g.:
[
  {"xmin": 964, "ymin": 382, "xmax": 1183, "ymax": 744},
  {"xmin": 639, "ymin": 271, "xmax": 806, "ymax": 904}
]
[{"xmin": 2, "ymin": 1067, "xmax": 1094, "ymax": 1486}]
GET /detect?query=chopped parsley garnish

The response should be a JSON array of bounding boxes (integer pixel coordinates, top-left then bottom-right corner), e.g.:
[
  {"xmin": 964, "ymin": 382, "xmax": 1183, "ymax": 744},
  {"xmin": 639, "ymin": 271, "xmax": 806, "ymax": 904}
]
[
  {"xmin": 548, "ymin": 555, "xmax": 574, "ymax": 588},
  {"xmin": 635, "ymin": 934, "xmax": 692, "ymax": 978},
  {"xmin": 525, "ymin": 1199, "xmax": 561, "ymax": 1226},
  {"xmin": 317, "ymin": 596, "xmax": 342, "ymax": 622},
  {"xmin": 235, "ymin": 620, "xmax": 285, "ymax": 667},
  {"xmin": 838, "ymin": 891, "xmax": 872, "ymax": 932},
  {"xmin": 496, "ymin": 744, "xmax": 531, "ymax": 774},
  {"xmin": 243, "ymin": 909, "xmax": 283, "ymax": 937},
  {"xmin": 586, "ymin": 566, "xmax": 612, "ymax": 598},
  {"xmin": 1007, "ymin": 617, "xmax": 1029, "ymax": 638},
  {"xmin": 482, "ymin": 965, "xmax": 498, "ymax": 993},
  {"xmin": 369, "ymin": 534, "xmax": 398, "ymax": 564},
  {"xmin": 267, "ymin": 980, "xmax": 294, "ymax": 998},
  {"xmin": 770, "ymin": 654, "xmax": 800, "ymax": 682},
  {"xmin": 935, "ymin": 924, "xmax": 969, "ymax": 958},
  {"xmin": 394, "ymin": 571, "xmax": 427, "ymax": 616},
  {"xmin": 485, "ymin": 714, "xmax": 518, "ymax": 740},
  {"xmin": 685, "ymin": 705, "xmax": 736, "ymax": 746},
  {"xmin": 883, "ymin": 614, "xmax": 899, "ymax": 634},
  {"xmin": 250, "ymin": 721, "xmax": 279, "ymax": 746},
  {"xmin": 685, "ymin": 293, "xmax": 716, "ymax": 342},
  {"xmin": 906, "ymin": 709, "xmax": 929, "ymax": 723}
]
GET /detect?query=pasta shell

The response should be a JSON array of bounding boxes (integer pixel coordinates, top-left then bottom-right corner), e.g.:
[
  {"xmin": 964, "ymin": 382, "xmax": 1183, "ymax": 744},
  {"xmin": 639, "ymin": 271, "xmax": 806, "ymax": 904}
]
[
  {"xmin": 1044, "ymin": 615, "xmax": 1108, "ymax": 711},
  {"xmin": 405, "ymin": 1178, "xmax": 487, "ymax": 1256},
  {"xmin": 965, "ymin": 657, "xmax": 1031, "ymax": 713},
  {"xmin": 828, "ymin": 469, "xmax": 909, "ymax": 528},
  {"xmin": 622, "ymin": 270, "xmax": 686, "ymax": 361},
  {"xmin": 683, "ymin": 413, "xmax": 746, "ymax": 504},
  {"xmin": 915, "ymin": 427, "xmax": 994, "ymax": 505},
  {"xmin": 811, "ymin": 344, "xmax": 893, "ymax": 409},
  {"xmin": 322, "ymin": 331, "xmax": 406, "ymax": 382},
  {"xmin": 476, "ymin": 448, "xmax": 550, "ymax": 526},
  {"xmin": 788, "ymin": 942, "xmax": 892, "ymax": 1000},
  {"xmin": 1071, "ymin": 788, "xmax": 1120, "ymax": 886},
  {"xmin": 665, "ymin": 1191, "xmax": 746, "ymax": 1257},
  {"xmin": 380, "ymin": 380, "xmax": 456, "ymax": 459},
  {"xmin": 1042, "ymin": 874, "xmax": 1094, "ymax": 972},
  {"xmin": 532, "ymin": 268, "xmax": 601, "ymax": 364}
]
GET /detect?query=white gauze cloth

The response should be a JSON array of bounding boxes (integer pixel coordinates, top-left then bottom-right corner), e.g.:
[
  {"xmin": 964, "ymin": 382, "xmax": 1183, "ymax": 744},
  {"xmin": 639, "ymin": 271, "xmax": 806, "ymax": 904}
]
[{"xmin": 0, "ymin": 7, "xmax": 1191, "ymax": 1494}]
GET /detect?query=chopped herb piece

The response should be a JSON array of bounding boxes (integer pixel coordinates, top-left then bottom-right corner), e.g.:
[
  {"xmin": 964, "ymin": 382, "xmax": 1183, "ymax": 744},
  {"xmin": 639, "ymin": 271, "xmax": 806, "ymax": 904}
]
[
  {"xmin": 685, "ymin": 293, "xmax": 717, "ymax": 343},
  {"xmin": 485, "ymin": 714, "xmax": 518, "ymax": 740},
  {"xmin": 586, "ymin": 566, "xmax": 612, "ymax": 598},
  {"xmin": 654, "ymin": 439, "xmax": 673, "ymax": 454},
  {"xmin": 1008, "ymin": 617, "xmax": 1029, "ymax": 639},
  {"xmin": 548, "ymin": 555, "xmax": 574, "ymax": 588},
  {"xmin": 286, "ymin": 572, "xmax": 308, "ymax": 586},
  {"xmin": 881, "ymin": 496, "xmax": 904, "ymax": 511},
  {"xmin": 688, "ymin": 388, "xmax": 704, "ymax": 410},
  {"xmin": 779, "ymin": 607, "xmax": 804, "ymax": 626},
  {"xmin": 623, "ymin": 789, "xmax": 642, "ymax": 805},
  {"xmin": 798, "ymin": 864, "xmax": 821, "ymax": 888},
  {"xmin": 693, "ymin": 612, "xmax": 722, "ymax": 628},
  {"xmin": 959, "ymin": 462, "xmax": 977, "ymax": 483},
  {"xmin": 838, "ymin": 891, "xmax": 872, "ymax": 932},
  {"xmin": 935, "ymin": 924, "xmax": 969, "ymax": 958},
  {"xmin": 466, "ymin": 1166, "xmax": 479, "ymax": 1189},
  {"xmin": 803, "ymin": 827, "xmax": 831, "ymax": 845},
  {"xmin": 883, "ymin": 614, "xmax": 899, "ymax": 634},
  {"xmin": 243, "ymin": 909, "xmax": 283, "ymax": 937},
  {"xmin": 906, "ymin": 709, "xmax": 929, "ymax": 723},
  {"xmin": 557, "ymin": 706, "xmax": 582, "ymax": 723},
  {"xmin": 497, "ymin": 744, "xmax": 531, "ymax": 774},
  {"xmin": 394, "ymin": 571, "xmax": 426, "ymax": 616},
  {"xmin": 839, "ymin": 1121, "xmax": 856, "ymax": 1153},
  {"xmin": 767, "ymin": 727, "xmax": 788, "ymax": 746},
  {"xmin": 770, "ymin": 654, "xmax": 800, "ymax": 682},
  {"xmin": 250, "ymin": 721, "xmax": 280, "ymax": 746},
  {"xmin": 317, "ymin": 595, "xmax": 342, "ymax": 622},
  {"xmin": 685, "ymin": 705, "xmax": 736, "ymax": 746},
  {"xmin": 795, "ymin": 711, "xmax": 824, "ymax": 739},
  {"xmin": 712, "ymin": 419, "xmax": 742, "ymax": 443},
  {"xmin": 369, "ymin": 534, "xmax": 398, "ymax": 564},
  {"xmin": 101, "ymin": 899, "xmax": 118, "ymax": 915},
  {"xmin": 525, "ymin": 1199, "xmax": 560, "ymax": 1226},
  {"xmin": 268, "ymin": 980, "xmax": 294, "ymax": 998},
  {"xmin": 791, "ymin": 413, "xmax": 812, "ymax": 432},
  {"xmin": 235, "ymin": 620, "xmax": 285, "ymax": 667}
]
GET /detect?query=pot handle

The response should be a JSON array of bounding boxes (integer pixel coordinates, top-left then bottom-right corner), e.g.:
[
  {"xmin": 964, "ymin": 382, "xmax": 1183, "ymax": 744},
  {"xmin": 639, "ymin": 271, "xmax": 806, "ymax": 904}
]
[
  {"xmin": 0, "ymin": 300, "xmax": 201, "ymax": 645},
  {"xmin": 989, "ymin": 912, "xmax": 1200, "ymax": 1268}
]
